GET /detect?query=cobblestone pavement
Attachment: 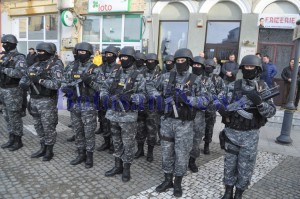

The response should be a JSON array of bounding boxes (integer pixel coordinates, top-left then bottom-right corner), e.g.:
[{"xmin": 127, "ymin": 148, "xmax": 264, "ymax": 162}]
[{"xmin": 0, "ymin": 110, "xmax": 299, "ymax": 199}]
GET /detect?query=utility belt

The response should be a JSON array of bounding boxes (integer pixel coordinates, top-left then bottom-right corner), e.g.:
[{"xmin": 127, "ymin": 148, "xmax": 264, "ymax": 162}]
[
  {"xmin": 0, "ymin": 75, "xmax": 20, "ymax": 88},
  {"xmin": 0, "ymin": 83, "xmax": 19, "ymax": 89},
  {"xmin": 223, "ymin": 110, "xmax": 267, "ymax": 131},
  {"xmin": 30, "ymin": 84, "xmax": 58, "ymax": 98},
  {"xmin": 164, "ymin": 103, "xmax": 197, "ymax": 121}
]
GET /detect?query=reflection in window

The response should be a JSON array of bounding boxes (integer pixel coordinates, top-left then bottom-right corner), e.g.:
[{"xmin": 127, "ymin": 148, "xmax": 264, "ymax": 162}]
[
  {"xmin": 19, "ymin": 18, "xmax": 27, "ymax": 38},
  {"xmin": 206, "ymin": 21, "xmax": 240, "ymax": 44},
  {"xmin": 83, "ymin": 16, "xmax": 100, "ymax": 42},
  {"xmin": 17, "ymin": 41, "xmax": 27, "ymax": 55},
  {"xmin": 91, "ymin": 44, "xmax": 100, "ymax": 55},
  {"xmin": 124, "ymin": 15, "xmax": 141, "ymax": 42},
  {"xmin": 45, "ymin": 15, "xmax": 58, "ymax": 40},
  {"xmin": 102, "ymin": 16, "xmax": 122, "ymax": 42},
  {"xmin": 28, "ymin": 16, "xmax": 44, "ymax": 40}
]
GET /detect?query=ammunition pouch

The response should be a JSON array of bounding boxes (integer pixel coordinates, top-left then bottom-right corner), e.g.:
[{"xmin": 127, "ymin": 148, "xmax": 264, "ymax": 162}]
[
  {"xmin": 30, "ymin": 83, "xmax": 57, "ymax": 98},
  {"xmin": 165, "ymin": 102, "xmax": 197, "ymax": 121}
]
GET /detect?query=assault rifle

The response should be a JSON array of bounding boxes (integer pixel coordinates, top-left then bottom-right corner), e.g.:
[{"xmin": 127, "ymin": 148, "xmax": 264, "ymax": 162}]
[
  {"xmin": 164, "ymin": 72, "xmax": 179, "ymax": 118},
  {"xmin": 225, "ymin": 84, "xmax": 280, "ymax": 119},
  {"xmin": 110, "ymin": 89, "xmax": 134, "ymax": 113}
]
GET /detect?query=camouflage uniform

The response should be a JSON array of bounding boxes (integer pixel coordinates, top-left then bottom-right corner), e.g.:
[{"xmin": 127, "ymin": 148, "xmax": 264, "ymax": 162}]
[
  {"xmin": 202, "ymin": 72, "xmax": 225, "ymax": 154},
  {"xmin": 135, "ymin": 54, "xmax": 161, "ymax": 162},
  {"xmin": 0, "ymin": 47, "xmax": 27, "ymax": 151},
  {"xmin": 101, "ymin": 47, "xmax": 152, "ymax": 182},
  {"xmin": 20, "ymin": 48, "xmax": 63, "ymax": 159}
]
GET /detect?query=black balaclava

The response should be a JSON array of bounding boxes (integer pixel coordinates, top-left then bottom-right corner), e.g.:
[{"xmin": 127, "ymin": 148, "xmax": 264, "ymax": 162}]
[
  {"xmin": 121, "ymin": 56, "xmax": 134, "ymax": 68},
  {"xmin": 176, "ymin": 59, "xmax": 189, "ymax": 74},
  {"xmin": 106, "ymin": 54, "xmax": 116, "ymax": 65},
  {"xmin": 165, "ymin": 63, "xmax": 174, "ymax": 71},
  {"xmin": 146, "ymin": 61, "xmax": 156, "ymax": 71},
  {"xmin": 242, "ymin": 67, "xmax": 258, "ymax": 80},
  {"xmin": 136, "ymin": 59, "xmax": 145, "ymax": 68},
  {"xmin": 78, "ymin": 51, "xmax": 91, "ymax": 63},
  {"xmin": 2, "ymin": 43, "xmax": 17, "ymax": 52},
  {"xmin": 102, "ymin": 53, "xmax": 107, "ymax": 64},
  {"xmin": 192, "ymin": 65, "xmax": 204, "ymax": 76},
  {"xmin": 37, "ymin": 50, "xmax": 52, "ymax": 61},
  {"xmin": 205, "ymin": 66, "xmax": 214, "ymax": 74}
]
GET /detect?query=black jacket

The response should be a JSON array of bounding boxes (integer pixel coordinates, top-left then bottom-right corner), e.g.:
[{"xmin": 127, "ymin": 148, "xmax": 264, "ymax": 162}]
[{"xmin": 26, "ymin": 52, "xmax": 37, "ymax": 66}]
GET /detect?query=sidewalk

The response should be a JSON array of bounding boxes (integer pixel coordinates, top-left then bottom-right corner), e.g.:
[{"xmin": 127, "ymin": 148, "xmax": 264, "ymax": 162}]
[{"xmin": 0, "ymin": 109, "xmax": 299, "ymax": 199}]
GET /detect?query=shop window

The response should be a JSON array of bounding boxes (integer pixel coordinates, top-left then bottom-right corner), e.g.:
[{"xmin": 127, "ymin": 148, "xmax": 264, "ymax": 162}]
[
  {"xmin": 205, "ymin": 21, "xmax": 240, "ymax": 60},
  {"xmin": 19, "ymin": 18, "xmax": 27, "ymax": 38},
  {"xmin": 124, "ymin": 15, "xmax": 142, "ymax": 42},
  {"xmin": 28, "ymin": 16, "xmax": 44, "ymax": 40},
  {"xmin": 45, "ymin": 15, "xmax": 58, "ymax": 40},
  {"xmin": 102, "ymin": 15, "xmax": 122, "ymax": 42},
  {"xmin": 18, "ymin": 41, "xmax": 28, "ymax": 55},
  {"xmin": 159, "ymin": 21, "xmax": 189, "ymax": 61},
  {"xmin": 83, "ymin": 16, "xmax": 100, "ymax": 42}
]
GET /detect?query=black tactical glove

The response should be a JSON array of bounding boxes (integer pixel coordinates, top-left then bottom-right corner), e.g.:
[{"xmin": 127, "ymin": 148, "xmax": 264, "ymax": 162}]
[
  {"xmin": 30, "ymin": 75, "xmax": 41, "ymax": 84},
  {"xmin": 218, "ymin": 104, "xmax": 230, "ymax": 117},
  {"xmin": 19, "ymin": 82, "xmax": 29, "ymax": 91},
  {"xmin": 81, "ymin": 73, "xmax": 92, "ymax": 84},
  {"xmin": 246, "ymin": 90, "xmax": 262, "ymax": 106}
]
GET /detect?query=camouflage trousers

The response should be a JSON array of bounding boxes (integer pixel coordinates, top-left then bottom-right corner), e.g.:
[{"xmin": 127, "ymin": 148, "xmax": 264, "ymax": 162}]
[
  {"xmin": 160, "ymin": 117, "xmax": 193, "ymax": 176},
  {"xmin": 70, "ymin": 103, "xmax": 97, "ymax": 152},
  {"xmin": 203, "ymin": 110, "xmax": 216, "ymax": 143},
  {"xmin": 190, "ymin": 111, "xmax": 206, "ymax": 159},
  {"xmin": 110, "ymin": 121, "xmax": 137, "ymax": 164},
  {"xmin": 223, "ymin": 127, "xmax": 259, "ymax": 190},
  {"xmin": 136, "ymin": 111, "xmax": 159, "ymax": 146},
  {"xmin": 99, "ymin": 109, "xmax": 111, "ymax": 138},
  {"xmin": 0, "ymin": 87, "xmax": 23, "ymax": 136},
  {"xmin": 30, "ymin": 97, "xmax": 58, "ymax": 145}
]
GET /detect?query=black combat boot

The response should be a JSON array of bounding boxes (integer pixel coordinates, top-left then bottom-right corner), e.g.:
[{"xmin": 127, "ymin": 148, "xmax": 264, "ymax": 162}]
[
  {"xmin": 134, "ymin": 143, "xmax": 144, "ymax": 159},
  {"xmin": 108, "ymin": 143, "xmax": 114, "ymax": 154},
  {"xmin": 204, "ymin": 142, "xmax": 210, "ymax": 155},
  {"xmin": 85, "ymin": 151, "xmax": 93, "ymax": 169},
  {"xmin": 9, "ymin": 135, "xmax": 23, "ymax": 151},
  {"xmin": 1, "ymin": 134, "xmax": 15, "ymax": 149},
  {"xmin": 155, "ymin": 173, "xmax": 173, "ymax": 192},
  {"xmin": 122, "ymin": 163, "xmax": 131, "ymax": 182},
  {"xmin": 173, "ymin": 176, "xmax": 183, "ymax": 197},
  {"xmin": 105, "ymin": 157, "xmax": 123, "ymax": 177},
  {"xmin": 31, "ymin": 141, "xmax": 46, "ymax": 158},
  {"xmin": 221, "ymin": 185, "xmax": 234, "ymax": 199},
  {"xmin": 43, "ymin": 145, "xmax": 54, "ymax": 161},
  {"xmin": 97, "ymin": 137, "xmax": 111, "ymax": 151},
  {"xmin": 188, "ymin": 157, "xmax": 198, "ymax": 173},
  {"xmin": 70, "ymin": 149, "xmax": 86, "ymax": 165},
  {"xmin": 146, "ymin": 145, "xmax": 154, "ymax": 162},
  {"xmin": 234, "ymin": 188, "xmax": 245, "ymax": 199},
  {"xmin": 66, "ymin": 135, "xmax": 75, "ymax": 142}
]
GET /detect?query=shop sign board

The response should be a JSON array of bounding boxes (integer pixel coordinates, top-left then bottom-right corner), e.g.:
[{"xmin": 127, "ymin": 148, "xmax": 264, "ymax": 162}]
[
  {"xmin": 88, "ymin": 0, "xmax": 130, "ymax": 13},
  {"xmin": 258, "ymin": 14, "xmax": 300, "ymax": 29}
]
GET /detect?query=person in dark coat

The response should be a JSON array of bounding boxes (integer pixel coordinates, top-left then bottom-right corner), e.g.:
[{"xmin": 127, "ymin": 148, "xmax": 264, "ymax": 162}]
[{"xmin": 26, "ymin": 48, "xmax": 37, "ymax": 66}]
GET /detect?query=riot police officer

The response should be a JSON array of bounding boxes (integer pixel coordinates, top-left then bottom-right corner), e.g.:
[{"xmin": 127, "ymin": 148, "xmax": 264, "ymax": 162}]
[
  {"xmin": 101, "ymin": 47, "xmax": 152, "ymax": 182},
  {"xmin": 0, "ymin": 34, "xmax": 27, "ymax": 151},
  {"xmin": 217, "ymin": 55, "xmax": 276, "ymax": 199},
  {"xmin": 203, "ymin": 59, "xmax": 225, "ymax": 155},
  {"xmin": 61, "ymin": 42, "xmax": 98, "ymax": 168},
  {"xmin": 135, "ymin": 52, "xmax": 146, "ymax": 72},
  {"xmin": 96, "ymin": 45, "xmax": 121, "ymax": 153},
  {"xmin": 163, "ymin": 55, "xmax": 175, "ymax": 73},
  {"xmin": 188, "ymin": 56, "xmax": 209, "ymax": 173},
  {"xmin": 154, "ymin": 48, "xmax": 211, "ymax": 197},
  {"xmin": 134, "ymin": 53, "xmax": 161, "ymax": 162},
  {"xmin": 19, "ymin": 42, "xmax": 64, "ymax": 161}
]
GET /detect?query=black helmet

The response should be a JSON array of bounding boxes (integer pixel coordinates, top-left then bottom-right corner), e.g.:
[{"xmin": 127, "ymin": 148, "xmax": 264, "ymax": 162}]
[
  {"xmin": 36, "ymin": 42, "xmax": 55, "ymax": 54},
  {"xmin": 240, "ymin": 55, "xmax": 263, "ymax": 72},
  {"xmin": 205, "ymin": 59, "xmax": 216, "ymax": 68},
  {"xmin": 77, "ymin": 42, "xmax": 93, "ymax": 55},
  {"xmin": 174, "ymin": 48, "xmax": 193, "ymax": 61},
  {"xmin": 119, "ymin": 46, "xmax": 136, "ymax": 60},
  {"xmin": 104, "ymin": 45, "xmax": 118, "ymax": 56},
  {"xmin": 1, "ymin": 34, "xmax": 18, "ymax": 44},
  {"xmin": 146, "ymin": 53, "xmax": 158, "ymax": 61},
  {"xmin": 193, "ymin": 56, "xmax": 205, "ymax": 65},
  {"xmin": 48, "ymin": 42, "xmax": 57, "ymax": 53},
  {"xmin": 135, "ymin": 52, "xmax": 146, "ymax": 61},
  {"xmin": 164, "ymin": 55, "xmax": 174, "ymax": 63}
]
